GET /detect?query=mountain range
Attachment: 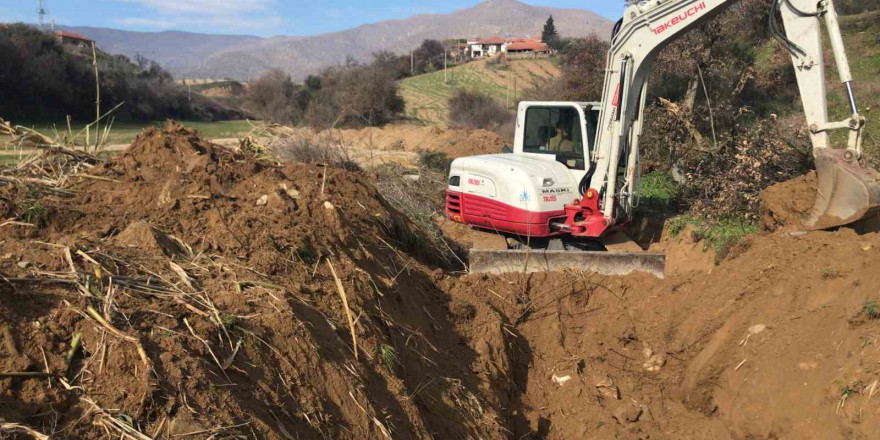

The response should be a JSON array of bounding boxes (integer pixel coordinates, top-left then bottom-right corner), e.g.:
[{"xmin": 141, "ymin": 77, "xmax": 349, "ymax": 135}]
[{"xmin": 59, "ymin": 0, "xmax": 614, "ymax": 81}]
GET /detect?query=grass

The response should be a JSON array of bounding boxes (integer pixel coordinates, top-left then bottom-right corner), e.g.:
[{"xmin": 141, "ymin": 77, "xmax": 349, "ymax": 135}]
[
  {"xmin": 667, "ymin": 214, "xmax": 759, "ymax": 254},
  {"xmin": 638, "ymin": 172, "xmax": 681, "ymax": 214},
  {"xmin": 2, "ymin": 119, "xmax": 255, "ymax": 147},
  {"xmin": 399, "ymin": 58, "xmax": 560, "ymax": 125},
  {"xmin": 379, "ymin": 344, "xmax": 398, "ymax": 371},
  {"xmin": 863, "ymin": 299, "xmax": 880, "ymax": 320}
]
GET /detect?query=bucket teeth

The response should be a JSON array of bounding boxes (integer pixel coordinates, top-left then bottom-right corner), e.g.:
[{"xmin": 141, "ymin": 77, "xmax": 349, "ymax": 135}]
[{"xmin": 806, "ymin": 149, "xmax": 880, "ymax": 229}]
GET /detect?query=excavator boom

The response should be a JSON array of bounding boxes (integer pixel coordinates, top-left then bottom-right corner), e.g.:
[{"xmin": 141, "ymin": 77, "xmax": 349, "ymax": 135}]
[{"xmin": 593, "ymin": 0, "xmax": 875, "ymax": 231}]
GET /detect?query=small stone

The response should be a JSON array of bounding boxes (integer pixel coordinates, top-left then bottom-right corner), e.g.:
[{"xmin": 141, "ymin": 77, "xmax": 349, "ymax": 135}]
[
  {"xmin": 748, "ymin": 324, "xmax": 767, "ymax": 335},
  {"xmin": 595, "ymin": 377, "xmax": 621, "ymax": 400},
  {"xmin": 324, "ymin": 201, "xmax": 335, "ymax": 210},
  {"xmin": 16, "ymin": 261, "xmax": 29, "ymax": 269},
  {"xmin": 612, "ymin": 404, "xmax": 643, "ymax": 424},
  {"xmin": 403, "ymin": 174, "xmax": 420, "ymax": 181},
  {"xmin": 862, "ymin": 244, "xmax": 872, "ymax": 251},
  {"xmin": 256, "ymin": 195, "xmax": 268, "ymax": 206},
  {"xmin": 642, "ymin": 347, "xmax": 653, "ymax": 359},
  {"xmin": 643, "ymin": 353, "xmax": 666, "ymax": 372},
  {"xmin": 287, "ymin": 188, "xmax": 301, "ymax": 199},
  {"xmin": 638, "ymin": 404, "xmax": 654, "ymax": 422},
  {"xmin": 551, "ymin": 374, "xmax": 571, "ymax": 386}
]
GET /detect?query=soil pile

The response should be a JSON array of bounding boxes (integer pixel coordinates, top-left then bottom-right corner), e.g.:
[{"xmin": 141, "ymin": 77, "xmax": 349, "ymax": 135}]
[
  {"xmin": 445, "ymin": 227, "xmax": 880, "ymax": 439},
  {"xmin": 1, "ymin": 122, "xmax": 506, "ymax": 440},
  {"xmin": 276, "ymin": 124, "xmax": 506, "ymax": 160},
  {"xmin": 760, "ymin": 171, "xmax": 818, "ymax": 231}
]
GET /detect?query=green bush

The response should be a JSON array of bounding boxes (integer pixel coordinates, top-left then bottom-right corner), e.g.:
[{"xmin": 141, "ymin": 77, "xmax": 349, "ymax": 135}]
[{"xmin": 448, "ymin": 90, "xmax": 511, "ymax": 130}]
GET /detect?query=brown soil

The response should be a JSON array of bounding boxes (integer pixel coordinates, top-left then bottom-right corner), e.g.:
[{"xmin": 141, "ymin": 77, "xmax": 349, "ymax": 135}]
[
  {"xmin": 275, "ymin": 123, "xmax": 506, "ymax": 163},
  {"xmin": 3, "ymin": 124, "xmax": 880, "ymax": 440},
  {"xmin": 761, "ymin": 171, "xmax": 818, "ymax": 231}
]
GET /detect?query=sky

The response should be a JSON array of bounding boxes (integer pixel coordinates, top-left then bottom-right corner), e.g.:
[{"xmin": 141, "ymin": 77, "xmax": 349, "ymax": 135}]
[{"xmin": 0, "ymin": 0, "xmax": 625, "ymax": 37}]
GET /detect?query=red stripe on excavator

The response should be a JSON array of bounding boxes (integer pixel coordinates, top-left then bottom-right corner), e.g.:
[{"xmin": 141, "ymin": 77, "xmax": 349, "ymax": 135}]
[{"xmin": 446, "ymin": 190, "xmax": 564, "ymax": 237}]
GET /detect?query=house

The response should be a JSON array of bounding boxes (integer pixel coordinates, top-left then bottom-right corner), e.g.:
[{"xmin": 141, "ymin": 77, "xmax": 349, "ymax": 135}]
[
  {"xmin": 55, "ymin": 31, "xmax": 93, "ymax": 49},
  {"xmin": 505, "ymin": 41, "xmax": 551, "ymax": 56},
  {"xmin": 469, "ymin": 36, "xmax": 506, "ymax": 58},
  {"xmin": 450, "ymin": 42, "xmax": 470, "ymax": 61},
  {"xmin": 468, "ymin": 36, "xmax": 549, "ymax": 59}
]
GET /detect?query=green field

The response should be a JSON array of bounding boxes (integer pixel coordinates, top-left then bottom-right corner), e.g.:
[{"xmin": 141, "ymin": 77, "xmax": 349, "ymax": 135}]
[
  {"xmin": 399, "ymin": 58, "xmax": 560, "ymax": 125},
  {"xmin": 2, "ymin": 119, "xmax": 256, "ymax": 147}
]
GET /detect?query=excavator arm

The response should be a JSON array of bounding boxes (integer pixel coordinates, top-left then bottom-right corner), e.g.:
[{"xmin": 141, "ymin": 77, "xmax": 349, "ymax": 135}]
[{"xmin": 590, "ymin": 0, "xmax": 876, "ymax": 229}]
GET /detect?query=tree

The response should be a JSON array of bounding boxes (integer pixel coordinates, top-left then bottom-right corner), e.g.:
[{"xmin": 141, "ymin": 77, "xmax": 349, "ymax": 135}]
[
  {"xmin": 542, "ymin": 16, "xmax": 559, "ymax": 47},
  {"xmin": 245, "ymin": 69, "xmax": 297, "ymax": 124},
  {"xmin": 413, "ymin": 39, "xmax": 445, "ymax": 74}
]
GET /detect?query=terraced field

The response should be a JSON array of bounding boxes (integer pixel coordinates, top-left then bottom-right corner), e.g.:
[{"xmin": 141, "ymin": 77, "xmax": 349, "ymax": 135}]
[{"xmin": 399, "ymin": 57, "xmax": 561, "ymax": 125}]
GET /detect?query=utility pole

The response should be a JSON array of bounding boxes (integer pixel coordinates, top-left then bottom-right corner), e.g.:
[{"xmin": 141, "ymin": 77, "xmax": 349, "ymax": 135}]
[
  {"xmin": 411, "ymin": 46, "xmax": 414, "ymax": 74},
  {"xmin": 444, "ymin": 46, "xmax": 448, "ymax": 84}
]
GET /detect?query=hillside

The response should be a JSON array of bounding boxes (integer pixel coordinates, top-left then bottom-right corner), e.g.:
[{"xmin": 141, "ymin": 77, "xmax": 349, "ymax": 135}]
[
  {"xmin": 59, "ymin": 0, "xmax": 612, "ymax": 81},
  {"xmin": 400, "ymin": 57, "xmax": 561, "ymax": 124},
  {"xmin": 58, "ymin": 26, "xmax": 264, "ymax": 77}
]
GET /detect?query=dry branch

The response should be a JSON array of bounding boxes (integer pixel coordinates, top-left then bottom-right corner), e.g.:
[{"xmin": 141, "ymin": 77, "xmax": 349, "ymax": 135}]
[
  {"xmin": 0, "ymin": 423, "xmax": 50, "ymax": 440},
  {"xmin": 85, "ymin": 306, "xmax": 149, "ymax": 367},
  {"xmin": 327, "ymin": 259, "xmax": 358, "ymax": 361}
]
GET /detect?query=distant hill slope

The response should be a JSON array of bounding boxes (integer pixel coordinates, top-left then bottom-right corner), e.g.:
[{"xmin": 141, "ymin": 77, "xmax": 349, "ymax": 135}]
[
  {"xmin": 58, "ymin": 26, "xmax": 264, "ymax": 77},
  {"xmin": 194, "ymin": 0, "xmax": 613, "ymax": 80},
  {"xmin": 400, "ymin": 57, "xmax": 561, "ymax": 124},
  {"xmin": 54, "ymin": 0, "xmax": 612, "ymax": 81}
]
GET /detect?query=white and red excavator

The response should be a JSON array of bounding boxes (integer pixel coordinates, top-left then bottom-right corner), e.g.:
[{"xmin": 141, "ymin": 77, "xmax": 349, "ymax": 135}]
[{"xmin": 446, "ymin": 0, "xmax": 876, "ymax": 277}]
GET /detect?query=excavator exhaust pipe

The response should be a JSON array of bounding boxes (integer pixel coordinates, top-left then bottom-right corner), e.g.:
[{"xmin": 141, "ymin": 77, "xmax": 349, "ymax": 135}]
[{"xmin": 806, "ymin": 149, "xmax": 880, "ymax": 229}]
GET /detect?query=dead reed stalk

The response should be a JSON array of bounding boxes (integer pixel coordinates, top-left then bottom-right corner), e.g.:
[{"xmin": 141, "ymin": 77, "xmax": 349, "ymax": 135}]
[{"xmin": 327, "ymin": 259, "xmax": 358, "ymax": 360}]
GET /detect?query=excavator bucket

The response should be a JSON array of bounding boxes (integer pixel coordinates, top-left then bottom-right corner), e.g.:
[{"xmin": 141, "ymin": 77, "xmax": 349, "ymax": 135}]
[{"xmin": 805, "ymin": 149, "xmax": 880, "ymax": 229}]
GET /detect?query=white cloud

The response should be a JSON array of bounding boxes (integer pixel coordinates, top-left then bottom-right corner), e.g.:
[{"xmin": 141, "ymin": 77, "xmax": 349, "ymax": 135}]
[
  {"xmin": 115, "ymin": 15, "xmax": 284, "ymax": 31},
  {"xmin": 112, "ymin": 0, "xmax": 282, "ymax": 32},
  {"xmin": 118, "ymin": 0, "xmax": 273, "ymax": 15}
]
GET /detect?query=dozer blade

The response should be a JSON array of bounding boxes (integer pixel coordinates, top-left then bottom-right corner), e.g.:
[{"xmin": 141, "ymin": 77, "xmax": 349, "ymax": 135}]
[
  {"xmin": 806, "ymin": 149, "xmax": 880, "ymax": 229},
  {"xmin": 469, "ymin": 249, "xmax": 666, "ymax": 279}
]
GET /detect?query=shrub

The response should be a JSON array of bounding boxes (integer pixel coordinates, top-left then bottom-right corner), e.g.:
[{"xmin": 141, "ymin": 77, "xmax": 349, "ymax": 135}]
[
  {"xmin": 448, "ymin": 90, "xmax": 511, "ymax": 130},
  {"xmin": 418, "ymin": 149, "xmax": 451, "ymax": 173},
  {"xmin": 522, "ymin": 35, "xmax": 610, "ymax": 102},
  {"xmin": 244, "ymin": 69, "xmax": 299, "ymax": 124}
]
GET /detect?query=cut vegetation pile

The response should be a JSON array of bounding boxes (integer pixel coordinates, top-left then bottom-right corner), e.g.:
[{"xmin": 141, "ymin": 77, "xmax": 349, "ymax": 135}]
[{"xmin": 2, "ymin": 123, "xmax": 880, "ymax": 440}]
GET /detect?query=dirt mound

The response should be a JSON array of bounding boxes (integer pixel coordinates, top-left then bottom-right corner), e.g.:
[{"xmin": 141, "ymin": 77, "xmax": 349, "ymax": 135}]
[
  {"xmin": 1, "ymin": 122, "xmax": 506, "ymax": 440},
  {"xmin": 760, "ymin": 171, "xmax": 818, "ymax": 231},
  {"xmin": 443, "ymin": 227, "xmax": 880, "ymax": 439},
  {"xmin": 272, "ymin": 123, "xmax": 506, "ymax": 163}
]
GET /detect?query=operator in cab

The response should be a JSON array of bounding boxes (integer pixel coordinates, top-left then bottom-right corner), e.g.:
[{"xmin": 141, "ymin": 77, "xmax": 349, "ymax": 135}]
[{"xmin": 549, "ymin": 121, "xmax": 575, "ymax": 153}]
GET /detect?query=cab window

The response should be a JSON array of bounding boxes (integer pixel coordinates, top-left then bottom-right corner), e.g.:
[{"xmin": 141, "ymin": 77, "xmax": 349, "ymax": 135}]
[{"xmin": 523, "ymin": 106, "xmax": 585, "ymax": 170}]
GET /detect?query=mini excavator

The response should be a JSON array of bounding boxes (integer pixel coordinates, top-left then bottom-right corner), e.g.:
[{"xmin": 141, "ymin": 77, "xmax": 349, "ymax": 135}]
[{"xmin": 446, "ymin": 0, "xmax": 876, "ymax": 278}]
